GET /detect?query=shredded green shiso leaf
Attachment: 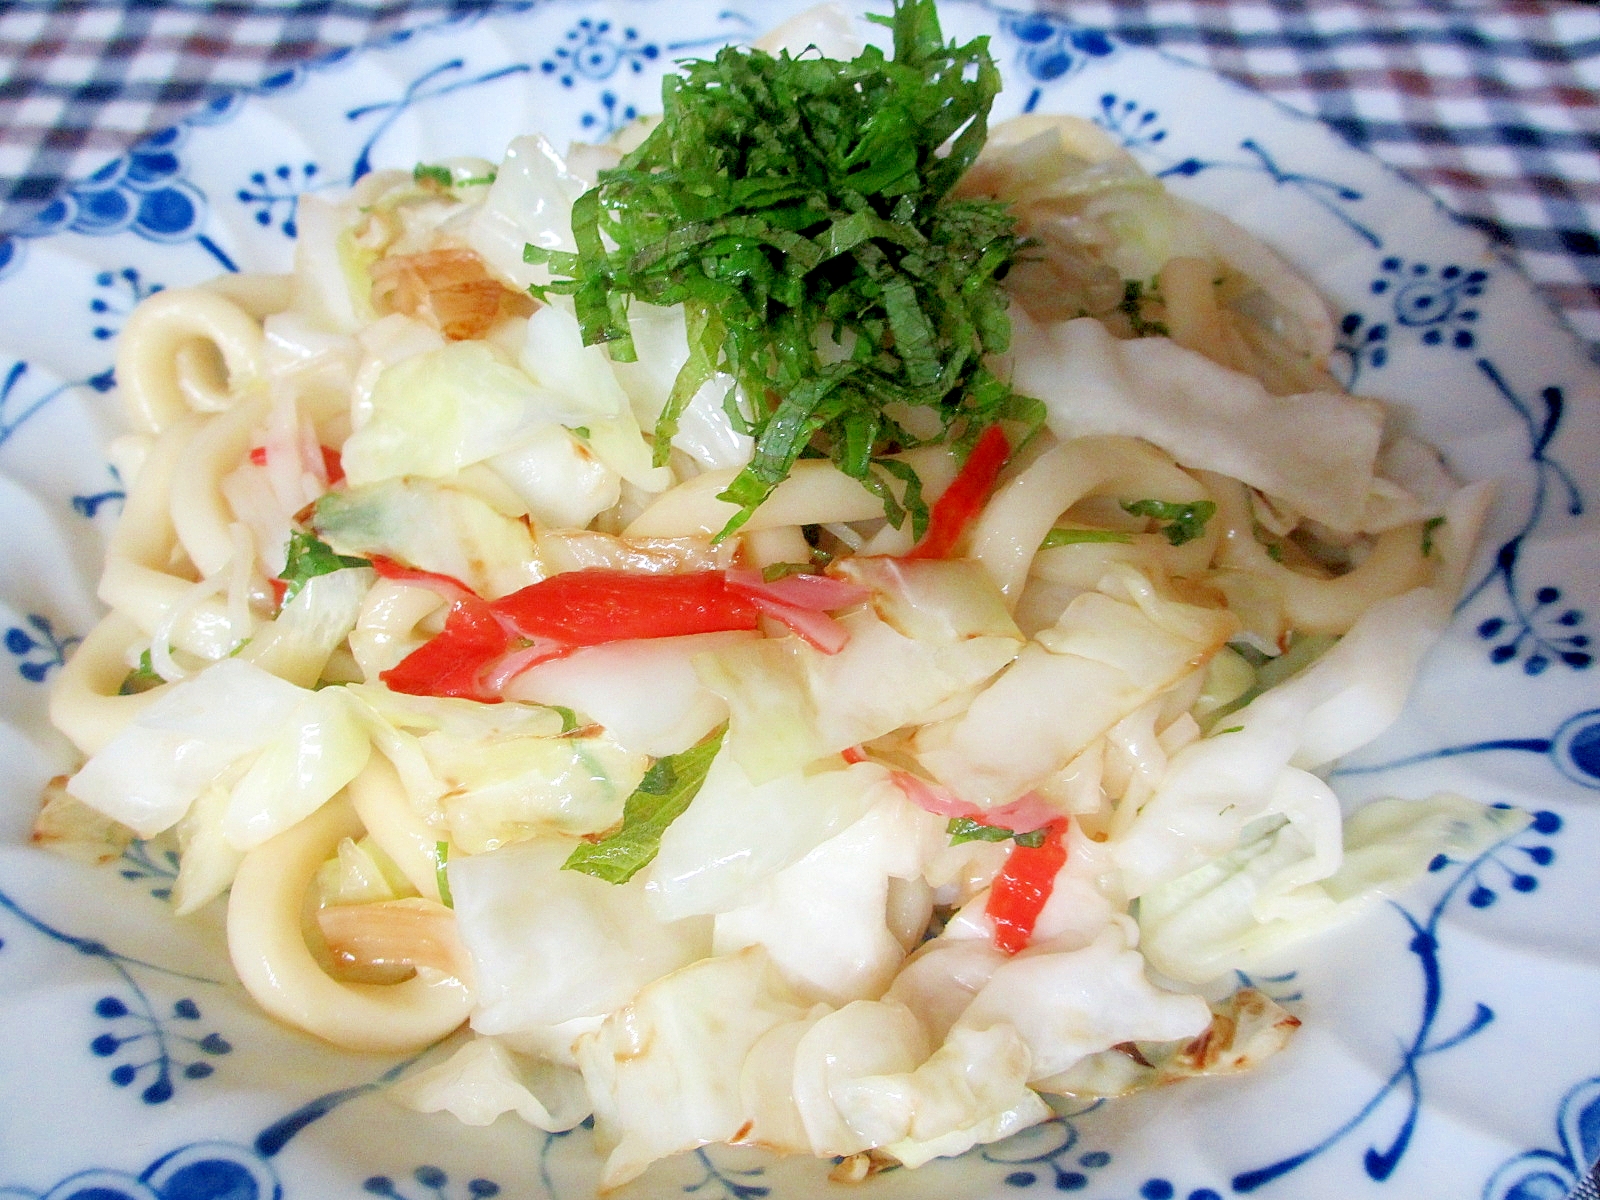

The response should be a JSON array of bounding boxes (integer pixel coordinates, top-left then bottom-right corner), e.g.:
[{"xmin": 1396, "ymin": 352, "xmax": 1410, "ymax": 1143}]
[
  {"xmin": 118, "ymin": 648, "xmax": 163, "ymax": 696},
  {"xmin": 562, "ymin": 728, "xmax": 725, "ymax": 883},
  {"xmin": 278, "ymin": 530, "xmax": 371, "ymax": 604},
  {"xmin": 529, "ymin": 0, "xmax": 1040, "ymax": 538},
  {"xmin": 1121, "ymin": 498, "xmax": 1217, "ymax": 547},
  {"xmin": 946, "ymin": 816, "xmax": 1048, "ymax": 848}
]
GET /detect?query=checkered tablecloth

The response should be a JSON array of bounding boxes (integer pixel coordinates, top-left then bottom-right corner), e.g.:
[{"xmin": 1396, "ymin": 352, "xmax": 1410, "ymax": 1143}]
[
  {"xmin": 2, "ymin": 0, "xmax": 1597, "ymax": 356},
  {"xmin": 0, "ymin": 3, "xmax": 1597, "ymax": 1195}
]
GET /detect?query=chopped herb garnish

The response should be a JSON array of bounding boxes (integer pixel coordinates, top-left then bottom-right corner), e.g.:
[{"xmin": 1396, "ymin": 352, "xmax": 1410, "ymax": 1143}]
[
  {"xmin": 532, "ymin": 0, "xmax": 1041, "ymax": 540},
  {"xmin": 414, "ymin": 163, "xmax": 496, "ymax": 189},
  {"xmin": 549, "ymin": 705, "xmax": 581, "ymax": 734},
  {"xmin": 433, "ymin": 841, "xmax": 454, "ymax": 908},
  {"xmin": 1122, "ymin": 498, "xmax": 1217, "ymax": 546},
  {"xmin": 1200, "ymin": 633, "xmax": 1340, "ymax": 730},
  {"xmin": 118, "ymin": 648, "xmax": 163, "ymax": 695},
  {"xmin": 1265, "ymin": 541, "xmax": 1285, "ymax": 563},
  {"xmin": 1216, "ymin": 725, "xmax": 1244, "ymax": 735},
  {"xmin": 1119, "ymin": 279, "xmax": 1170, "ymax": 338},
  {"xmin": 761, "ymin": 561, "xmax": 816, "ymax": 582},
  {"xmin": 563, "ymin": 728, "xmax": 725, "ymax": 883},
  {"xmin": 279, "ymin": 530, "xmax": 372, "ymax": 604},
  {"xmin": 947, "ymin": 816, "xmax": 1048, "ymax": 848},
  {"xmin": 1040, "ymin": 526, "xmax": 1134, "ymax": 550},
  {"xmin": 1422, "ymin": 514, "xmax": 1446, "ymax": 557}
]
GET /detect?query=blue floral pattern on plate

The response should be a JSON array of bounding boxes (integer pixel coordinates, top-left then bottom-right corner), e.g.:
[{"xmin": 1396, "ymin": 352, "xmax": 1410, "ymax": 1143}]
[{"xmin": 0, "ymin": 2, "xmax": 1596, "ymax": 1198}]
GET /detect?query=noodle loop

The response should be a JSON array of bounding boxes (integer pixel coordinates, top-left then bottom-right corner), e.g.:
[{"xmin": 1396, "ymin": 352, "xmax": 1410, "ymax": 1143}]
[{"xmin": 227, "ymin": 792, "xmax": 472, "ymax": 1052}]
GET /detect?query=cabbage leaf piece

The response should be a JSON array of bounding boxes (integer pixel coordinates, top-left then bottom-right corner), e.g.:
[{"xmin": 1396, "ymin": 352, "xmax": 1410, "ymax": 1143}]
[
  {"xmin": 244, "ymin": 566, "xmax": 373, "ymax": 690},
  {"xmin": 836, "ymin": 1022, "xmax": 1050, "ymax": 1168},
  {"xmin": 955, "ymin": 926, "xmax": 1212, "ymax": 1081},
  {"xmin": 67, "ymin": 659, "xmax": 331, "ymax": 838},
  {"xmin": 339, "ymin": 340, "xmax": 565, "ymax": 486},
  {"xmin": 1137, "ymin": 794, "xmax": 1529, "ymax": 983},
  {"xmin": 1110, "ymin": 583, "xmax": 1457, "ymax": 900},
  {"xmin": 576, "ymin": 946, "xmax": 811, "ymax": 1189},
  {"xmin": 314, "ymin": 477, "xmax": 539, "ymax": 599},
  {"xmin": 389, "ymin": 1036, "xmax": 592, "ymax": 1132},
  {"xmin": 1009, "ymin": 314, "xmax": 1385, "ymax": 531},
  {"xmin": 449, "ymin": 838, "xmax": 710, "ymax": 1040},
  {"xmin": 916, "ymin": 566, "xmax": 1236, "ymax": 807},
  {"xmin": 645, "ymin": 751, "xmax": 895, "ymax": 921},
  {"xmin": 697, "ymin": 558, "xmax": 1023, "ymax": 782},
  {"xmin": 347, "ymin": 685, "xmax": 645, "ymax": 851},
  {"xmin": 1035, "ymin": 987, "xmax": 1302, "ymax": 1098},
  {"xmin": 712, "ymin": 794, "xmax": 945, "ymax": 1005}
]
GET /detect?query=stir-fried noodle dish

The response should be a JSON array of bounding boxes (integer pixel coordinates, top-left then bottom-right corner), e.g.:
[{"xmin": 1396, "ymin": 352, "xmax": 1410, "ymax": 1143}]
[{"xmin": 42, "ymin": 1, "xmax": 1523, "ymax": 1186}]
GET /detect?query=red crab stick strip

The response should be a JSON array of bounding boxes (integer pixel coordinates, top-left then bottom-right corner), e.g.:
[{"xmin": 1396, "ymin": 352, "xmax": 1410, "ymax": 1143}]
[
  {"xmin": 725, "ymin": 569, "xmax": 869, "ymax": 654},
  {"xmin": 379, "ymin": 565, "xmax": 870, "ymax": 703},
  {"xmin": 372, "ymin": 558, "xmax": 509, "ymax": 702},
  {"xmin": 905, "ymin": 423, "xmax": 1010, "ymax": 559},
  {"xmin": 381, "ymin": 568, "xmax": 763, "ymax": 703},
  {"xmin": 986, "ymin": 819, "xmax": 1070, "ymax": 955},
  {"xmin": 369, "ymin": 556, "xmax": 479, "ymax": 605},
  {"xmin": 381, "ymin": 594, "xmax": 511, "ymax": 702},
  {"xmin": 490, "ymin": 569, "xmax": 763, "ymax": 644}
]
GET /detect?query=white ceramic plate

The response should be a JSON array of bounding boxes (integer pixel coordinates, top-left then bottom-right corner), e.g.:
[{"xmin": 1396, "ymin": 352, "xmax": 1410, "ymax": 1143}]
[{"xmin": 1, "ymin": 2, "xmax": 1597, "ymax": 1197}]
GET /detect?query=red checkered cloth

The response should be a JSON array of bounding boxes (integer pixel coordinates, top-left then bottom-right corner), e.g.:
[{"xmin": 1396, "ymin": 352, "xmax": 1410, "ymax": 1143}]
[{"xmin": 2, "ymin": 0, "xmax": 1597, "ymax": 352}]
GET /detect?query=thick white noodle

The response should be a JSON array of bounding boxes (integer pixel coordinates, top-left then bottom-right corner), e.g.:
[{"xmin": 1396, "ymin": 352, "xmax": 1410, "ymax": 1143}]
[
  {"xmin": 95, "ymin": 413, "xmax": 239, "ymax": 660},
  {"xmin": 98, "ymin": 558, "xmax": 239, "ymax": 662},
  {"xmin": 227, "ymin": 791, "xmax": 471, "ymax": 1052},
  {"xmin": 348, "ymin": 753, "xmax": 446, "ymax": 904},
  {"xmin": 1205, "ymin": 472, "xmax": 1430, "ymax": 634},
  {"xmin": 971, "ymin": 435, "xmax": 1215, "ymax": 604},
  {"xmin": 116, "ymin": 288, "xmax": 267, "ymax": 432},
  {"xmin": 48, "ymin": 611, "xmax": 164, "ymax": 755},
  {"xmin": 169, "ymin": 395, "xmax": 268, "ymax": 578},
  {"xmin": 349, "ymin": 581, "xmax": 447, "ymax": 682},
  {"xmin": 624, "ymin": 446, "xmax": 959, "ymax": 539},
  {"xmin": 147, "ymin": 571, "xmax": 229, "ymax": 681}
]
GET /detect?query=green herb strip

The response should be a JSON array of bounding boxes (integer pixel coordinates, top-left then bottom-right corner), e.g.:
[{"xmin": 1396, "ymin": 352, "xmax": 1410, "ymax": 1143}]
[
  {"xmin": 760, "ymin": 561, "xmax": 816, "ymax": 582},
  {"xmin": 562, "ymin": 728, "xmax": 725, "ymax": 883},
  {"xmin": 1119, "ymin": 279, "xmax": 1170, "ymax": 338},
  {"xmin": 1422, "ymin": 514, "xmax": 1446, "ymax": 557},
  {"xmin": 946, "ymin": 816, "xmax": 1048, "ymax": 848},
  {"xmin": 533, "ymin": 0, "xmax": 1043, "ymax": 540},
  {"xmin": 434, "ymin": 841, "xmax": 454, "ymax": 908},
  {"xmin": 279, "ymin": 531, "xmax": 371, "ymax": 604},
  {"xmin": 413, "ymin": 163, "xmax": 496, "ymax": 188},
  {"xmin": 118, "ymin": 648, "xmax": 164, "ymax": 696},
  {"xmin": 1121, "ymin": 498, "xmax": 1217, "ymax": 547},
  {"xmin": 1039, "ymin": 527, "xmax": 1134, "ymax": 550}
]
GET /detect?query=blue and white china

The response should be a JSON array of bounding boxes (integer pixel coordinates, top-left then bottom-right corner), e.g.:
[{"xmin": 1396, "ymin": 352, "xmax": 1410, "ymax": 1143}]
[{"xmin": 1, "ymin": 2, "xmax": 1596, "ymax": 1196}]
